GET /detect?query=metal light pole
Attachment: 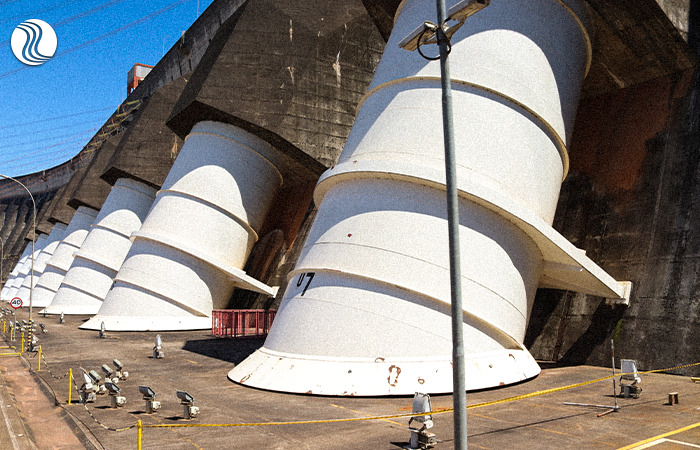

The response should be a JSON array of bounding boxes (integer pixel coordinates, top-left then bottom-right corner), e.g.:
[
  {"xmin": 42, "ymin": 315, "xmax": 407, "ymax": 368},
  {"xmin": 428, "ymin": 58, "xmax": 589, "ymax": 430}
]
[
  {"xmin": 398, "ymin": 1, "xmax": 489, "ymax": 447},
  {"xmin": 434, "ymin": 1, "xmax": 468, "ymax": 446},
  {"xmin": 0, "ymin": 175, "xmax": 36, "ymax": 322}
]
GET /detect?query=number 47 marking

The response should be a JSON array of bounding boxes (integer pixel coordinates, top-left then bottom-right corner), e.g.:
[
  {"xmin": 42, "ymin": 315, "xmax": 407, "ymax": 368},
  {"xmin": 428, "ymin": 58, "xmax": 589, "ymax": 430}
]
[{"xmin": 296, "ymin": 272, "xmax": 315, "ymax": 296}]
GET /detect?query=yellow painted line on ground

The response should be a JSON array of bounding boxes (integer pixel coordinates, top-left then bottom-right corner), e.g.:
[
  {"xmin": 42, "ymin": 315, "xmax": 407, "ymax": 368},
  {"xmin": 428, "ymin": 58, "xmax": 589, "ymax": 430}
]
[
  {"xmin": 184, "ymin": 359, "xmax": 200, "ymax": 365},
  {"xmin": 330, "ymin": 404, "xmax": 404, "ymax": 426},
  {"xmin": 617, "ymin": 421, "xmax": 700, "ymax": 450}
]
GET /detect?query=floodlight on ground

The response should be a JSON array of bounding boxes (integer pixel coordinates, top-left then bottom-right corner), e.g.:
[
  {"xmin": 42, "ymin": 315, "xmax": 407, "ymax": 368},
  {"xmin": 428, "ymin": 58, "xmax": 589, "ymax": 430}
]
[
  {"xmin": 101, "ymin": 364, "xmax": 119, "ymax": 384},
  {"xmin": 153, "ymin": 334, "xmax": 164, "ymax": 359},
  {"xmin": 88, "ymin": 369, "xmax": 107, "ymax": 395},
  {"xmin": 39, "ymin": 323, "xmax": 46, "ymax": 333},
  {"xmin": 81, "ymin": 369, "xmax": 93, "ymax": 387},
  {"xmin": 408, "ymin": 392, "xmax": 436, "ymax": 449},
  {"xmin": 101, "ymin": 363, "xmax": 114, "ymax": 377},
  {"xmin": 139, "ymin": 385, "xmax": 156, "ymax": 399},
  {"xmin": 139, "ymin": 386, "xmax": 160, "ymax": 413},
  {"xmin": 176, "ymin": 390, "xmax": 199, "ymax": 419},
  {"xmin": 113, "ymin": 359, "xmax": 128, "ymax": 380},
  {"xmin": 176, "ymin": 390, "xmax": 194, "ymax": 404},
  {"xmin": 29, "ymin": 334, "xmax": 38, "ymax": 351},
  {"xmin": 88, "ymin": 369, "xmax": 102, "ymax": 383},
  {"xmin": 105, "ymin": 381, "xmax": 126, "ymax": 408},
  {"xmin": 105, "ymin": 381, "xmax": 120, "ymax": 395},
  {"xmin": 79, "ymin": 368, "xmax": 96, "ymax": 403}
]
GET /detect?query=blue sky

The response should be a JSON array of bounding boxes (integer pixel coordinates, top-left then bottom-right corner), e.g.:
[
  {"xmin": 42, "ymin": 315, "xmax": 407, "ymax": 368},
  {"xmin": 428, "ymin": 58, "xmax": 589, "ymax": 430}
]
[{"xmin": 0, "ymin": 0, "xmax": 214, "ymax": 178}]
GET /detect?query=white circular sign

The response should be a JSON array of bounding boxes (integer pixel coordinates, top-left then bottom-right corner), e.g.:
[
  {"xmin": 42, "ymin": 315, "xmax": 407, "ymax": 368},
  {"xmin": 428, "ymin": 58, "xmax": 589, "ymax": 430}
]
[
  {"xmin": 10, "ymin": 297, "xmax": 23, "ymax": 309},
  {"xmin": 11, "ymin": 19, "xmax": 57, "ymax": 66}
]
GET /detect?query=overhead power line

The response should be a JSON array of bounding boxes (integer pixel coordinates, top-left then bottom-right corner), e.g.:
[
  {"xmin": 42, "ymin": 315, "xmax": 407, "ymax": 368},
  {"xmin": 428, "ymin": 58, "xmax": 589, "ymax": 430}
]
[
  {"xmin": 54, "ymin": 0, "xmax": 128, "ymax": 28},
  {"xmin": 0, "ymin": 0, "xmax": 127, "ymax": 48},
  {"xmin": 0, "ymin": 0, "xmax": 194, "ymax": 80},
  {"xmin": 0, "ymin": 117, "xmax": 109, "ymax": 141},
  {"xmin": 54, "ymin": 0, "xmax": 192, "ymax": 59},
  {"xmin": 0, "ymin": 148, "xmax": 83, "ymax": 172},
  {"xmin": 0, "ymin": 126, "xmax": 100, "ymax": 152},
  {"xmin": 0, "ymin": 105, "xmax": 117, "ymax": 130},
  {"xmin": 0, "ymin": 127, "xmax": 98, "ymax": 165},
  {"xmin": 0, "ymin": 0, "xmax": 88, "ymax": 27}
]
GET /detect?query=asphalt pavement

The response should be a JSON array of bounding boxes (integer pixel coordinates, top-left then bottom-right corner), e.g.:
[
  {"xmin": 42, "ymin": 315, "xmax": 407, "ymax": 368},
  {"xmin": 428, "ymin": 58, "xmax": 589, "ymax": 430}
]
[{"xmin": 0, "ymin": 307, "xmax": 698, "ymax": 449}]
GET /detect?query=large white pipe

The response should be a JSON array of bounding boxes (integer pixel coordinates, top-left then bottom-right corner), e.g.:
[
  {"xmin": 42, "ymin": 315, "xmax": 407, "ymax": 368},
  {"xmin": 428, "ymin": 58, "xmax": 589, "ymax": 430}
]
[
  {"xmin": 1, "ymin": 242, "xmax": 31, "ymax": 299},
  {"xmin": 1, "ymin": 241, "xmax": 35, "ymax": 301},
  {"xmin": 30, "ymin": 207, "xmax": 98, "ymax": 308},
  {"xmin": 230, "ymin": 0, "xmax": 628, "ymax": 396},
  {"xmin": 82, "ymin": 121, "xmax": 281, "ymax": 331},
  {"xmin": 14, "ymin": 225, "xmax": 66, "ymax": 303},
  {"xmin": 44, "ymin": 179, "xmax": 157, "ymax": 315}
]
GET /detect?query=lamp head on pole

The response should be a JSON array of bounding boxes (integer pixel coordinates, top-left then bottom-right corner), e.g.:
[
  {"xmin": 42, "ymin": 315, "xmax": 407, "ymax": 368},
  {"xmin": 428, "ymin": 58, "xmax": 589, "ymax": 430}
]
[{"xmin": 398, "ymin": 0, "xmax": 489, "ymax": 52}]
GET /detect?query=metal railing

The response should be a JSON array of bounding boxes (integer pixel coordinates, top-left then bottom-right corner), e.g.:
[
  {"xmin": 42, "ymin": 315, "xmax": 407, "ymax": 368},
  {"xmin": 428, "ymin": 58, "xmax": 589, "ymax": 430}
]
[{"xmin": 212, "ymin": 309, "xmax": 276, "ymax": 338}]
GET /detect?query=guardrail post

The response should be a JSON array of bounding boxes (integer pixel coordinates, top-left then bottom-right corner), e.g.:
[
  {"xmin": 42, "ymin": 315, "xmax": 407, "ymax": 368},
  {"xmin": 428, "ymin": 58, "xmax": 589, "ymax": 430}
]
[
  {"xmin": 27, "ymin": 319, "xmax": 33, "ymax": 352},
  {"xmin": 20, "ymin": 331, "xmax": 24, "ymax": 352},
  {"xmin": 68, "ymin": 368, "xmax": 72, "ymax": 405},
  {"xmin": 37, "ymin": 345, "xmax": 42, "ymax": 371},
  {"xmin": 137, "ymin": 420, "xmax": 143, "ymax": 449}
]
